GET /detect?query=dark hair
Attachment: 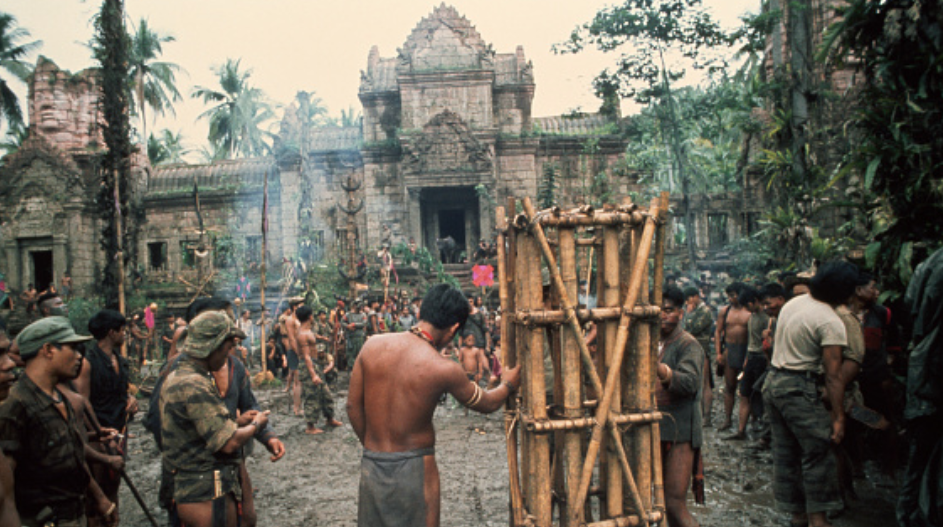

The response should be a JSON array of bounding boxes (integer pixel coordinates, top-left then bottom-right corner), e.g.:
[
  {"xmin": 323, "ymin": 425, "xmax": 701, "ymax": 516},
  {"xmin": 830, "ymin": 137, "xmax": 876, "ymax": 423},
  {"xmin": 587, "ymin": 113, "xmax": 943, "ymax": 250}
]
[
  {"xmin": 36, "ymin": 291, "xmax": 60, "ymax": 308},
  {"xmin": 296, "ymin": 305, "xmax": 313, "ymax": 323},
  {"xmin": 420, "ymin": 284, "xmax": 470, "ymax": 331},
  {"xmin": 759, "ymin": 283, "xmax": 786, "ymax": 301},
  {"xmin": 738, "ymin": 287, "xmax": 759, "ymax": 306},
  {"xmin": 88, "ymin": 309, "xmax": 127, "ymax": 340},
  {"xmin": 664, "ymin": 285, "xmax": 685, "ymax": 308},
  {"xmin": 810, "ymin": 261, "xmax": 861, "ymax": 305},
  {"xmin": 725, "ymin": 282, "xmax": 744, "ymax": 295},
  {"xmin": 682, "ymin": 286, "xmax": 700, "ymax": 300},
  {"xmin": 186, "ymin": 297, "xmax": 232, "ymax": 323}
]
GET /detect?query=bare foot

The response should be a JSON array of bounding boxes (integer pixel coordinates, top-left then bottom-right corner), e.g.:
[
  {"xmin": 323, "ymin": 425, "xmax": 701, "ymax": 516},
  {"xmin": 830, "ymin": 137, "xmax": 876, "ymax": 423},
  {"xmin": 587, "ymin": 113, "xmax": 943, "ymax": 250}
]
[
  {"xmin": 326, "ymin": 419, "xmax": 343, "ymax": 427},
  {"xmin": 305, "ymin": 427, "xmax": 325, "ymax": 435},
  {"xmin": 717, "ymin": 420, "xmax": 733, "ymax": 431}
]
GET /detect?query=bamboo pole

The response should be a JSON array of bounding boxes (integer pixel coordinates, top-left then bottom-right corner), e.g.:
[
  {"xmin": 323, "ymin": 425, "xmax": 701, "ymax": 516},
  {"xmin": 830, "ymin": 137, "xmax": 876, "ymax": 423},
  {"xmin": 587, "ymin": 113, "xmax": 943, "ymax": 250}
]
[
  {"xmin": 602, "ymin": 225, "xmax": 623, "ymax": 519},
  {"xmin": 514, "ymin": 306, "xmax": 660, "ymax": 325},
  {"xmin": 519, "ymin": 198, "xmax": 653, "ymax": 523},
  {"xmin": 522, "ymin": 411, "xmax": 663, "ymax": 432},
  {"xmin": 514, "ymin": 221, "xmax": 534, "ymax": 521},
  {"xmin": 559, "ymin": 227, "xmax": 582, "ymax": 527},
  {"xmin": 570, "ymin": 197, "xmax": 663, "ymax": 523},
  {"xmin": 497, "ymin": 205, "xmax": 525, "ymax": 527},
  {"xmin": 650, "ymin": 192, "xmax": 670, "ymax": 514},
  {"xmin": 535, "ymin": 212, "xmax": 645, "ymax": 227},
  {"xmin": 595, "ymin": 239, "xmax": 610, "ymax": 518},
  {"xmin": 630, "ymin": 245, "xmax": 652, "ymax": 516},
  {"xmin": 519, "ymin": 228, "xmax": 552, "ymax": 527}
]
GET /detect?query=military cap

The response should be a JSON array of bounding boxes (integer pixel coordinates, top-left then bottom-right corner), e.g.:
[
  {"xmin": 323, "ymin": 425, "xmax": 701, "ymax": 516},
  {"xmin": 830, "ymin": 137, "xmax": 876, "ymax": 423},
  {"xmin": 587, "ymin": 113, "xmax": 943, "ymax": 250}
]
[
  {"xmin": 185, "ymin": 311, "xmax": 247, "ymax": 359},
  {"xmin": 16, "ymin": 316, "xmax": 93, "ymax": 360}
]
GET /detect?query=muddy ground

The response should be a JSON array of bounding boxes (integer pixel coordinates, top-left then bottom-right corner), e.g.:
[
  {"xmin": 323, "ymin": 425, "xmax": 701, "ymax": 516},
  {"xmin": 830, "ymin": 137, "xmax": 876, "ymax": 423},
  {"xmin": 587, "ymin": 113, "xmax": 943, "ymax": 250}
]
[{"xmin": 118, "ymin": 373, "xmax": 898, "ymax": 526}]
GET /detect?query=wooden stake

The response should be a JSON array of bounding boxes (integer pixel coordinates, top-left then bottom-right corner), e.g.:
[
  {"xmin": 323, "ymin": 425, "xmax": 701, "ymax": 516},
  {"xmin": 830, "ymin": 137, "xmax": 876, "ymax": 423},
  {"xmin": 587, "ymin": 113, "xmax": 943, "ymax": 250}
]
[
  {"xmin": 602, "ymin": 225, "xmax": 623, "ymax": 518},
  {"xmin": 497, "ymin": 205, "xmax": 525, "ymax": 527},
  {"xmin": 559, "ymin": 227, "xmax": 582, "ymax": 527},
  {"xmin": 519, "ymin": 228, "xmax": 552, "ymax": 527}
]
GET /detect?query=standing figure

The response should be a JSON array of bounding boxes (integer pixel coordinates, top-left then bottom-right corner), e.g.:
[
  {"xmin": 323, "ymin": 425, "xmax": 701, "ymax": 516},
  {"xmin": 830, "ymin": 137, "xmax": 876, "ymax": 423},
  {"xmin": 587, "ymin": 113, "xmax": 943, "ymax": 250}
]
[
  {"xmin": 159, "ymin": 311, "xmax": 270, "ymax": 527},
  {"xmin": 762, "ymin": 262, "xmax": 858, "ymax": 527},
  {"xmin": 296, "ymin": 307, "xmax": 342, "ymax": 435},
  {"xmin": 347, "ymin": 284, "xmax": 520, "ymax": 527},
  {"xmin": 657, "ymin": 287, "xmax": 705, "ymax": 527},
  {"xmin": 344, "ymin": 301, "xmax": 368, "ymax": 368},
  {"xmin": 714, "ymin": 283, "xmax": 751, "ymax": 431}
]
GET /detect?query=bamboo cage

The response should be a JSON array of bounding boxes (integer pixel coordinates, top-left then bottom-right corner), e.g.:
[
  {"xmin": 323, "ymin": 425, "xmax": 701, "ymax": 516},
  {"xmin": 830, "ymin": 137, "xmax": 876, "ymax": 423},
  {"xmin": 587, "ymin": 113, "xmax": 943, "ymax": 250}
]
[{"xmin": 499, "ymin": 193, "xmax": 669, "ymax": 527}]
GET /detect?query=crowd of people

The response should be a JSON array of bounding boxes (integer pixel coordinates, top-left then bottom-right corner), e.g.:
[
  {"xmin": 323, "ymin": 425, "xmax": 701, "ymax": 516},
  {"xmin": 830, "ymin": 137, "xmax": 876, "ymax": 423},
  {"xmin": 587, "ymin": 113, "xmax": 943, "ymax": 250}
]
[
  {"xmin": 0, "ymin": 246, "xmax": 940, "ymax": 526},
  {"xmin": 657, "ymin": 254, "xmax": 943, "ymax": 527}
]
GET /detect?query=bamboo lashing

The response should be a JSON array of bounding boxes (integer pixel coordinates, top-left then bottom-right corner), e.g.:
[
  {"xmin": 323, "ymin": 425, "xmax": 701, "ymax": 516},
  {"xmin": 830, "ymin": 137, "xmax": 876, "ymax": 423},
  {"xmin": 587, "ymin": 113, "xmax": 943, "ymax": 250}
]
[
  {"xmin": 514, "ymin": 306, "xmax": 661, "ymax": 325},
  {"xmin": 519, "ymin": 198, "xmax": 656, "ymax": 524},
  {"xmin": 521, "ymin": 411, "xmax": 663, "ymax": 432}
]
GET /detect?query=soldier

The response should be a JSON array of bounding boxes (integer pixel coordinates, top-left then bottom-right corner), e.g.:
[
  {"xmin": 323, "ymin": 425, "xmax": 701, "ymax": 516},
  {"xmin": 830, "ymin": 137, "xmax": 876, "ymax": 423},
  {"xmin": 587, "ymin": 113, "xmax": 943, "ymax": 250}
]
[
  {"xmin": 0, "ymin": 317, "xmax": 116, "ymax": 526},
  {"xmin": 296, "ymin": 306, "xmax": 342, "ymax": 435},
  {"xmin": 0, "ymin": 322, "xmax": 21, "ymax": 526},
  {"xmin": 159, "ymin": 311, "xmax": 270, "ymax": 527},
  {"xmin": 344, "ymin": 301, "xmax": 368, "ymax": 367},
  {"xmin": 313, "ymin": 310, "xmax": 336, "ymax": 384}
]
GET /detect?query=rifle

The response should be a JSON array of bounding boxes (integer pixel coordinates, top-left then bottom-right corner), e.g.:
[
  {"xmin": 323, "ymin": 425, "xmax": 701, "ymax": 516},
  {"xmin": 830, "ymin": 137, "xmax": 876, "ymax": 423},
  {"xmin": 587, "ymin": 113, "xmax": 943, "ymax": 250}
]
[{"xmin": 82, "ymin": 406, "xmax": 160, "ymax": 527}]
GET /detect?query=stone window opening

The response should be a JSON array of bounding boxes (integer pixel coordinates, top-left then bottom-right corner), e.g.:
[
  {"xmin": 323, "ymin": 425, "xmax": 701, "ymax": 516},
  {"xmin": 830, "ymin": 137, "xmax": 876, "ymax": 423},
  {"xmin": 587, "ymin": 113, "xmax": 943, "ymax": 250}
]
[
  {"xmin": 148, "ymin": 242, "xmax": 167, "ymax": 272},
  {"xmin": 180, "ymin": 240, "xmax": 196, "ymax": 269},
  {"xmin": 300, "ymin": 230, "xmax": 325, "ymax": 262},
  {"xmin": 708, "ymin": 213, "xmax": 729, "ymax": 249}
]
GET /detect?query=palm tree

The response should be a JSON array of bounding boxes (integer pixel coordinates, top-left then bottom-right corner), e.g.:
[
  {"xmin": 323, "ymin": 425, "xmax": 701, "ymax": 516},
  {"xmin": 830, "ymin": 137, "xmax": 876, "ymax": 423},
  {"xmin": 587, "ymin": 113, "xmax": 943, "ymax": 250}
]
[
  {"xmin": 192, "ymin": 58, "xmax": 274, "ymax": 159},
  {"xmin": 128, "ymin": 18, "xmax": 182, "ymax": 143},
  {"xmin": 147, "ymin": 129, "xmax": 188, "ymax": 165},
  {"xmin": 0, "ymin": 12, "xmax": 41, "ymax": 134}
]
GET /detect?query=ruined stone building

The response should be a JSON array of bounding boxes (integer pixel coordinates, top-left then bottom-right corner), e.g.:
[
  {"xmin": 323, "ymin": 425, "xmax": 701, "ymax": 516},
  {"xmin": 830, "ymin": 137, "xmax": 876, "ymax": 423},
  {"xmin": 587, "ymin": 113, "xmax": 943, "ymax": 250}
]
[{"xmin": 0, "ymin": 5, "xmax": 640, "ymax": 297}]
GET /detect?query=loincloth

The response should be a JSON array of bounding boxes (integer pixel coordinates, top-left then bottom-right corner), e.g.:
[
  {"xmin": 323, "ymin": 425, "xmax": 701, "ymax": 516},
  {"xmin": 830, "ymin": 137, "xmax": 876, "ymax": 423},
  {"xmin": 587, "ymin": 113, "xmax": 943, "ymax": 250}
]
[{"xmin": 358, "ymin": 447, "xmax": 435, "ymax": 527}]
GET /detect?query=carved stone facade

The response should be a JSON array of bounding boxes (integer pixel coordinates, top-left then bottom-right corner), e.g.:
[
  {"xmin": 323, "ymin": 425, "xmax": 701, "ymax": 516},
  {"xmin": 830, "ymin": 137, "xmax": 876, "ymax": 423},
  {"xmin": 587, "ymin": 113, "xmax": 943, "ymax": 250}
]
[{"xmin": 0, "ymin": 5, "xmax": 634, "ymax": 298}]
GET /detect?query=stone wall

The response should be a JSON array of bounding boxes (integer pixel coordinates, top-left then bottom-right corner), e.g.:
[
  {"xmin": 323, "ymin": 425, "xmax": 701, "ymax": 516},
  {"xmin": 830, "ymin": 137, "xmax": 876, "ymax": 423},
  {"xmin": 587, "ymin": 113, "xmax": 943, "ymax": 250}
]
[{"xmin": 28, "ymin": 57, "xmax": 104, "ymax": 152}]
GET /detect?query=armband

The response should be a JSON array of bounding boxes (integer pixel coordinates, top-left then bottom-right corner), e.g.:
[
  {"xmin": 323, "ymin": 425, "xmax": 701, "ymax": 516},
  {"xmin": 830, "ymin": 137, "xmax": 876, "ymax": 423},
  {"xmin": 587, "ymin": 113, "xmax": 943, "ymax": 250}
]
[{"xmin": 462, "ymin": 382, "xmax": 483, "ymax": 408}]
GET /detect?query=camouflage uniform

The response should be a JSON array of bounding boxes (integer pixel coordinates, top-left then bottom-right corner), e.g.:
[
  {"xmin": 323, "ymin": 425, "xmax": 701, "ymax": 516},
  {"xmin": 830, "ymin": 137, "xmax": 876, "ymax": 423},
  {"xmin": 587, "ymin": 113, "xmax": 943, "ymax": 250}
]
[
  {"xmin": 683, "ymin": 302, "xmax": 714, "ymax": 370},
  {"xmin": 314, "ymin": 320, "xmax": 337, "ymax": 384},
  {"xmin": 300, "ymin": 360, "xmax": 335, "ymax": 423},
  {"xmin": 160, "ymin": 356, "xmax": 242, "ymax": 503},
  {"xmin": 345, "ymin": 311, "xmax": 368, "ymax": 365}
]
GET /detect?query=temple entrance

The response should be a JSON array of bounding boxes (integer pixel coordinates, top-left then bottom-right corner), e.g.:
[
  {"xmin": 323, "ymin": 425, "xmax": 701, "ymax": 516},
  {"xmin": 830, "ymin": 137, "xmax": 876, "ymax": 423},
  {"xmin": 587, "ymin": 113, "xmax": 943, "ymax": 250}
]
[
  {"xmin": 31, "ymin": 250, "xmax": 53, "ymax": 292},
  {"xmin": 420, "ymin": 186, "xmax": 479, "ymax": 263}
]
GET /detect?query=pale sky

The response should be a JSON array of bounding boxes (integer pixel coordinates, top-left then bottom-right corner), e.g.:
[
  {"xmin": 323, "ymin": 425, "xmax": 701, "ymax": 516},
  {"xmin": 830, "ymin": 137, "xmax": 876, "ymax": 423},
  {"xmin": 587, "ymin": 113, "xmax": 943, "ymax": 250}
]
[{"xmin": 5, "ymin": 0, "xmax": 758, "ymax": 159}]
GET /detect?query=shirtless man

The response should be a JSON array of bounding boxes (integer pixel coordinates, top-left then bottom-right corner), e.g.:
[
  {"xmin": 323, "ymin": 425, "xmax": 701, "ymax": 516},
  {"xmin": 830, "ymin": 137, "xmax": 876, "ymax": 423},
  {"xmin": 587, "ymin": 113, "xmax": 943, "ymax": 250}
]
[
  {"xmin": 296, "ymin": 306, "xmax": 342, "ymax": 435},
  {"xmin": 282, "ymin": 298, "xmax": 305, "ymax": 415},
  {"xmin": 347, "ymin": 284, "xmax": 521, "ymax": 527},
  {"xmin": 714, "ymin": 282, "xmax": 751, "ymax": 431}
]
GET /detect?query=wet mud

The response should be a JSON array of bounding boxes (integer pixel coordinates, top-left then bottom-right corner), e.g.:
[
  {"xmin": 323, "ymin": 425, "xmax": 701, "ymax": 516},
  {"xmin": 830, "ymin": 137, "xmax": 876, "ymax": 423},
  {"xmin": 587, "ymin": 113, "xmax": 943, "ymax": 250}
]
[{"xmin": 118, "ymin": 375, "xmax": 898, "ymax": 526}]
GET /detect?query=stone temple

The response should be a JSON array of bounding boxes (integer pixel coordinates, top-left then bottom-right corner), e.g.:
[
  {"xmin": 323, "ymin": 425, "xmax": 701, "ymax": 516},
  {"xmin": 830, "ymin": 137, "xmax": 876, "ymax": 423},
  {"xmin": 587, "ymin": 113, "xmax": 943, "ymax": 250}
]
[{"xmin": 0, "ymin": 5, "xmax": 641, "ymax": 298}]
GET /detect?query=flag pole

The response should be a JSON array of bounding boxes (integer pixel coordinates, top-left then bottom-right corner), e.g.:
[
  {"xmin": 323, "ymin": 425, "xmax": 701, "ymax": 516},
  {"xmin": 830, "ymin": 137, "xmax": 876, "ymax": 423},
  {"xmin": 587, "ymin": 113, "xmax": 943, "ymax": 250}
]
[{"xmin": 260, "ymin": 171, "xmax": 268, "ymax": 375}]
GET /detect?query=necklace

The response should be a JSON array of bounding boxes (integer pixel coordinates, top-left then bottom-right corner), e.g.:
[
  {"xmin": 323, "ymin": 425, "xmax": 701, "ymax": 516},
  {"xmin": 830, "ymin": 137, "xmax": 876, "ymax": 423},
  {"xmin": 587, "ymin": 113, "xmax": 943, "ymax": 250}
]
[{"xmin": 410, "ymin": 326, "xmax": 436, "ymax": 347}]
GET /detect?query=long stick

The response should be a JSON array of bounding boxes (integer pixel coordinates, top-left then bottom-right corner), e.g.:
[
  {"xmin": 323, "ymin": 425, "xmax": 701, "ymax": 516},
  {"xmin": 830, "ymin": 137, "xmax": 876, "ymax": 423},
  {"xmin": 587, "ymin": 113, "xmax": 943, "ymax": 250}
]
[
  {"xmin": 82, "ymin": 407, "xmax": 159, "ymax": 527},
  {"xmin": 114, "ymin": 169, "xmax": 127, "ymax": 358},
  {"xmin": 260, "ymin": 171, "xmax": 269, "ymax": 374},
  {"xmin": 497, "ymin": 205, "xmax": 525, "ymax": 526}
]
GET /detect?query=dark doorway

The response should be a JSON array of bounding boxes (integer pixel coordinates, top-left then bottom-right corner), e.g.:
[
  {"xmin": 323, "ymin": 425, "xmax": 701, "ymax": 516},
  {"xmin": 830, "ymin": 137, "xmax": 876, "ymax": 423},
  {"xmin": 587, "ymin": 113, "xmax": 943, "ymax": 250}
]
[
  {"xmin": 148, "ymin": 242, "xmax": 167, "ymax": 271},
  {"xmin": 31, "ymin": 251, "xmax": 53, "ymax": 292},
  {"xmin": 438, "ymin": 209, "xmax": 466, "ymax": 249}
]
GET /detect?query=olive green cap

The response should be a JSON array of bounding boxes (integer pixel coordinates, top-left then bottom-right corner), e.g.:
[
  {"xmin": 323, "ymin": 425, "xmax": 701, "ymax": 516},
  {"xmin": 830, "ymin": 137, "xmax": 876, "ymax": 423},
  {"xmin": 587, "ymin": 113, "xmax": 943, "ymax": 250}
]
[
  {"xmin": 15, "ymin": 316, "xmax": 93, "ymax": 360},
  {"xmin": 185, "ymin": 311, "xmax": 246, "ymax": 359}
]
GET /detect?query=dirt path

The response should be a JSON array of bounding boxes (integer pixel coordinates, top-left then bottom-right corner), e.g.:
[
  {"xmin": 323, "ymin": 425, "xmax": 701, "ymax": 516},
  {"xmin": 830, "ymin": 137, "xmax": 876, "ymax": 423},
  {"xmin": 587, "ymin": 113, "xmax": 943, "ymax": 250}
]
[{"xmin": 118, "ymin": 376, "xmax": 897, "ymax": 526}]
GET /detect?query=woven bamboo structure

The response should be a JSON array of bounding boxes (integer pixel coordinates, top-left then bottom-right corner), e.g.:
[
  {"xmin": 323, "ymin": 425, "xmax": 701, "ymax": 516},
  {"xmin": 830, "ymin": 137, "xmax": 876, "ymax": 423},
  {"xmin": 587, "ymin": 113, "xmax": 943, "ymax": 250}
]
[{"xmin": 498, "ymin": 193, "xmax": 669, "ymax": 527}]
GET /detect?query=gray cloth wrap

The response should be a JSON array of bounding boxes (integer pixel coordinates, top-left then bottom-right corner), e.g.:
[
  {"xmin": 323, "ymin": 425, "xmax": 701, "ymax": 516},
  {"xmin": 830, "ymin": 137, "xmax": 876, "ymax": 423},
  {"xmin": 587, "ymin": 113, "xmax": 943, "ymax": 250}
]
[{"xmin": 358, "ymin": 447, "xmax": 435, "ymax": 527}]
